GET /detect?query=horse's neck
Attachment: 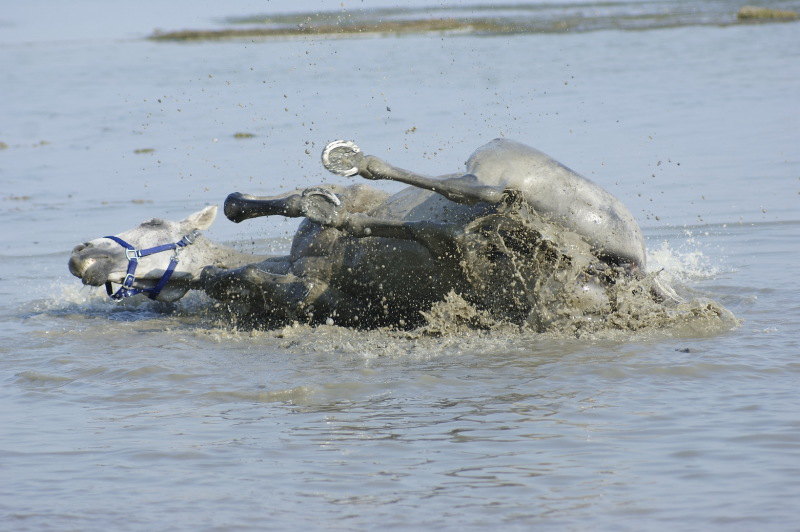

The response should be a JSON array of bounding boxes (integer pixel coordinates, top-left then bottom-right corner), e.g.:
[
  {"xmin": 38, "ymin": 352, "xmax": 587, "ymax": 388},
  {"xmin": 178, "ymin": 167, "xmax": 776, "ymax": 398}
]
[{"xmin": 182, "ymin": 237, "xmax": 265, "ymax": 275}]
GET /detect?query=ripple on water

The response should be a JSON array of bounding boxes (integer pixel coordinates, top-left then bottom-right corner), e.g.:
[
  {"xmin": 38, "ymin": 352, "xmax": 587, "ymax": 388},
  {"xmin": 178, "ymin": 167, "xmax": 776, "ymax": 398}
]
[{"xmin": 15, "ymin": 371, "xmax": 74, "ymax": 386}]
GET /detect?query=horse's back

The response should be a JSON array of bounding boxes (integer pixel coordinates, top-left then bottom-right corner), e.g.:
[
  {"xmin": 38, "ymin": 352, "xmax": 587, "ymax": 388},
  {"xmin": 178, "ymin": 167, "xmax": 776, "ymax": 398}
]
[
  {"xmin": 466, "ymin": 138, "xmax": 613, "ymax": 209},
  {"xmin": 468, "ymin": 139, "xmax": 646, "ymax": 267},
  {"xmin": 366, "ymin": 138, "xmax": 645, "ymax": 267}
]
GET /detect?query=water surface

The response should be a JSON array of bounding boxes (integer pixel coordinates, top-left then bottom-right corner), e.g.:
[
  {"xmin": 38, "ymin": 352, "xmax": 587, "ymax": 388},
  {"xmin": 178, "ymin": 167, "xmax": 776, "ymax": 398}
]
[{"xmin": 1, "ymin": 1, "xmax": 799, "ymax": 529}]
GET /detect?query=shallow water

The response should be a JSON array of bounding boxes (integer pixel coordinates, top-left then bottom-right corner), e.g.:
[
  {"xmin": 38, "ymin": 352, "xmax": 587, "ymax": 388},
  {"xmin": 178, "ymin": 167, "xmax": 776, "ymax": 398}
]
[{"xmin": 2, "ymin": 1, "xmax": 799, "ymax": 530}]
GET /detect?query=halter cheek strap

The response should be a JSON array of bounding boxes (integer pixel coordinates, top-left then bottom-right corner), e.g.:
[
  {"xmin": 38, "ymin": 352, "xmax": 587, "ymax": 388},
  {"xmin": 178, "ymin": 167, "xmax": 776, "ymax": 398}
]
[{"xmin": 103, "ymin": 231, "xmax": 198, "ymax": 301}]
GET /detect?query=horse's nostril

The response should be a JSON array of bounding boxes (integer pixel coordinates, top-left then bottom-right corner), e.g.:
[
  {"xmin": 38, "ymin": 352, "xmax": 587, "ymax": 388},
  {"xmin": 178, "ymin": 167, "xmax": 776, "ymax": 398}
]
[{"xmin": 72, "ymin": 243, "xmax": 89, "ymax": 253}]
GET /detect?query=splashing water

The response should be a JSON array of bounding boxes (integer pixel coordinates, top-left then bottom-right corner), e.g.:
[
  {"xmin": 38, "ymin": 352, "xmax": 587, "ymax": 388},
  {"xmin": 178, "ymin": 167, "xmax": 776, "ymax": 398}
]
[
  {"xmin": 417, "ymin": 204, "xmax": 737, "ymax": 338},
  {"xmin": 647, "ymin": 238, "xmax": 721, "ymax": 282},
  {"xmin": 43, "ymin": 206, "xmax": 736, "ymax": 342}
]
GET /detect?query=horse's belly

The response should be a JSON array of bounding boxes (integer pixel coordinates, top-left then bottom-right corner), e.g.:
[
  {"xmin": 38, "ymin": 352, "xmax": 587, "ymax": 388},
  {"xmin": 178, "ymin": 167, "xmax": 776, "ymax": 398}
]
[{"xmin": 333, "ymin": 237, "xmax": 454, "ymax": 307}]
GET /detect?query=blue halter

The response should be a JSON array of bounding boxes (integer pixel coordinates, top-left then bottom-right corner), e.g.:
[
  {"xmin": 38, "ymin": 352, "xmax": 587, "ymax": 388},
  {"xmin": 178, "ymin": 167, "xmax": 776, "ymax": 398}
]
[{"xmin": 103, "ymin": 231, "xmax": 198, "ymax": 301}]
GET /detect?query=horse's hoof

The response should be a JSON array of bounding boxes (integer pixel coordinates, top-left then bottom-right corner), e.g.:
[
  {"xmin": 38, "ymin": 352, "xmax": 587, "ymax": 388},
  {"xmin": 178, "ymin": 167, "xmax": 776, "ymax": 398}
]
[
  {"xmin": 224, "ymin": 192, "xmax": 253, "ymax": 223},
  {"xmin": 300, "ymin": 187, "xmax": 346, "ymax": 227},
  {"xmin": 322, "ymin": 140, "xmax": 361, "ymax": 177}
]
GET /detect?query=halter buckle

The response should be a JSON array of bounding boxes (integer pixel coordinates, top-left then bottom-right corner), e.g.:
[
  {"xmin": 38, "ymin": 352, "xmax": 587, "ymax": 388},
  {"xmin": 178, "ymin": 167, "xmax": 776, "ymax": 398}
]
[
  {"xmin": 123, "ymin": 273, "xmax": 136, "ymax": 287},
  {"xmin": 182, "ymin": 231, "xmax": 198, "ymax": 245},
  {"xmin": 125, "ymin": 248, "xmax": 140, "ymax": 261}
]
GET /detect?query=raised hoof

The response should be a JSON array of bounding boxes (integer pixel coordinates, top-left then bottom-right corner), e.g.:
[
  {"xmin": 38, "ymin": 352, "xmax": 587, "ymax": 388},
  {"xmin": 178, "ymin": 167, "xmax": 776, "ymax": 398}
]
[
  {"xmin": 321, "ymin": 140, "xmax": 361, "ymax": 177},
  {"xmin": 224, "ymin": 192, "xmax": 253, "ymax": 223},
  {"xmin": 300, "ymin": 187, "xmax": 347, "ymax": 227}
]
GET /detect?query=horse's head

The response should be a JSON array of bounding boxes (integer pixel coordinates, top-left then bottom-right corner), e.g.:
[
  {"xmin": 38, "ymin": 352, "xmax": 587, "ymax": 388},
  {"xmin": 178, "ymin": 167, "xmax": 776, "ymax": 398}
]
[{"xmin": 68, "ymin": 206, "xmax": 218, "ymax": 302}]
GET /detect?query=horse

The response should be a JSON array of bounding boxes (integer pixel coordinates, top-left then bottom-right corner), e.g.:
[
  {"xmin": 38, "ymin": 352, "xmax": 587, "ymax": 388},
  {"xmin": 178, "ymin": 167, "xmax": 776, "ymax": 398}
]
[{"xmin": 69, "ymin": 139, "xmax": 648, "ymax": 329}]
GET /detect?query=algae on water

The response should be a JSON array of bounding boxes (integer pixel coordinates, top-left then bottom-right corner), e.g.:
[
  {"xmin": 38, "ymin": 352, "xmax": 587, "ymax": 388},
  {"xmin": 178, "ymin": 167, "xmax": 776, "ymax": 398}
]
[
  {"xmin": 737, "ymin": 6, "xmax": 798, "ymax": 20},
  {"xmin": 148, "ymin": 2, "xmax": 800, "ymax": 43}
]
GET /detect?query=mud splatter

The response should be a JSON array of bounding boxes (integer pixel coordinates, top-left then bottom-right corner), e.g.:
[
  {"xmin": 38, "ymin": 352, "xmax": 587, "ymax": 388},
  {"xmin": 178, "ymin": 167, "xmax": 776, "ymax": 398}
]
[
  {"xmin": 195, "ymin": 203, "xmax": 736, "ymax": 339},
  {"xmin": 416, "ymin": 204, "xmax": 737, "ymax": 338}
]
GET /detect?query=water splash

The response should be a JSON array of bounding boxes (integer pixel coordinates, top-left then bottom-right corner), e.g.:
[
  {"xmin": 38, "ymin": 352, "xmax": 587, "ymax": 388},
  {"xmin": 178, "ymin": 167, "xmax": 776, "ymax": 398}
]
[
  {"xmin": 42, "ymin": 207, "xmax": 737, "ymax": 343},
  {"xmin": 415, "ymin": 206, "xmax": 737, "ymax": 338},
  {"xmin": 647, "ymin": 238, "xmax": 721, "ymax": 282}
]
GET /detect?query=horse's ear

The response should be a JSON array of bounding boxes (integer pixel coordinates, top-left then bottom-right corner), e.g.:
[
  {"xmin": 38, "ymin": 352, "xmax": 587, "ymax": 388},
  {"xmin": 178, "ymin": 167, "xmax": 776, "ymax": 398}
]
[{"xmin": 181, "ymin": 205, "xmax": 217, "ymax": 231}]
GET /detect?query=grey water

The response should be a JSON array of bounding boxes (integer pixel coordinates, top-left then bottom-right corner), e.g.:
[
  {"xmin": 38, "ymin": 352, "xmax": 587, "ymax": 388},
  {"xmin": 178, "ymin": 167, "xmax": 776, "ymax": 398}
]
[{"xmin": 2, "ymin": 1, "xmax": 799, "ymax": 529}]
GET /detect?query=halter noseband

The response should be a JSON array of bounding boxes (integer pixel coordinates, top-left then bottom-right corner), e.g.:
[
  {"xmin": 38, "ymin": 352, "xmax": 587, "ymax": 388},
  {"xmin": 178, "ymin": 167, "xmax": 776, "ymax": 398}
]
[{"xmin": 103, "ymin": 231, "xmax": 198, "ymax": 301}]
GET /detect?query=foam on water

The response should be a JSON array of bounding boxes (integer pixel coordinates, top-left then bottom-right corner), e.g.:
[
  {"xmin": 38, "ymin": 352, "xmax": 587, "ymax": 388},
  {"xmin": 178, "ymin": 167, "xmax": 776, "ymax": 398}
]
[{"xmin": 647, "ymin": 236, "xmax": 721, "ymax": 282}]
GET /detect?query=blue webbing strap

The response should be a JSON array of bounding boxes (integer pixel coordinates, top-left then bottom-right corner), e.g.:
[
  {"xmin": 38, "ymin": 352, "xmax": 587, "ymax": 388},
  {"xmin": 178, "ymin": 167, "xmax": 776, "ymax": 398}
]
[
  {"xmin": 103, "ymin": 233, "xmax": 195, "ymax": 301},
  {"xmin": 147, "ymin": 257, "xmax": 180, "ymax": 299}
]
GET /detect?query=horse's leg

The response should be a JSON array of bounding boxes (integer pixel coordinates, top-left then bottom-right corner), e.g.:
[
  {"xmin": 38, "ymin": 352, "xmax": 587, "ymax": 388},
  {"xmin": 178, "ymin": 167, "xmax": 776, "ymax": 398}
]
[
  {"xmin": 200, "ymin": 263, "xmax": 366, "ymax": 325},
  {"xmin": 322, "ymin": 141, "xmax": 505, "ymax": 206},
  {"xmin": 224, "ymin": 184, "xmax": 387, "ymax": 223},
  {"xmin": 298, "ymin": 190, "xmax": 459, "ymax": 258},
  {"xmin": 224, "ymin": 190, "xmax": 306, "ymax": 223}
]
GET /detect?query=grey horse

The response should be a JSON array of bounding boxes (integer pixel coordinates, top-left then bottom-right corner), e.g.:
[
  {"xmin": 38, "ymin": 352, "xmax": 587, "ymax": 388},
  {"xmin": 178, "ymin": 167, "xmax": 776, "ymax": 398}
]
[
  {"xmin": 211, "ymin": 138, "xmax": 645, "ymax": 326},
  {"xmin": 69, "ymin": 139, "xmax": 647, "ymax": 329}
]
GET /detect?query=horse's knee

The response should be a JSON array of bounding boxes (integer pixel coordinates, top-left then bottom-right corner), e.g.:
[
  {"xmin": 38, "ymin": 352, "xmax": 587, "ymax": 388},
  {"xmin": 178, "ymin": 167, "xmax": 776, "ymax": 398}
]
[
  {"xmin": 241, "ymin": 264, "xmax": 264, "ymax": 283},
  {"xmin": 199, "ymin": 265, "xmax": 224, "ymax": 284}
]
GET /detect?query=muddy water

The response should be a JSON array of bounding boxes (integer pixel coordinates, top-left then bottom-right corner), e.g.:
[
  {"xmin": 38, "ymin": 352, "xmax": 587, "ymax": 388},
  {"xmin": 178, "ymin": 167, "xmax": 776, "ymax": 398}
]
[{"xmin": 2, "ymin": 1, "xmax": 799, "ymax": 530}]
